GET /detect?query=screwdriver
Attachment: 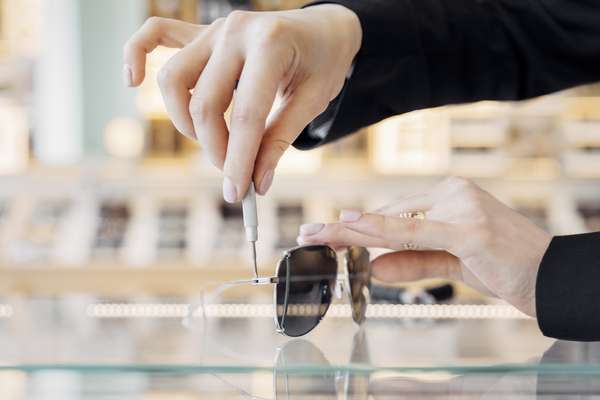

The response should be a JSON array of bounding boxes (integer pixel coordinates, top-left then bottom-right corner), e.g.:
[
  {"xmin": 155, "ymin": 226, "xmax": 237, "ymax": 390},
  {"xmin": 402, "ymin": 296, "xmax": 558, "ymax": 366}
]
[{"xmin": 242, "ymin": 182, "xmax": 259, "ymax": 278}]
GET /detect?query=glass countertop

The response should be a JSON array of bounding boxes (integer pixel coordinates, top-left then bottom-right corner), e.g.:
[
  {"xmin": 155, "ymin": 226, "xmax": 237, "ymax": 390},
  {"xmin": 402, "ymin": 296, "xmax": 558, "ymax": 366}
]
[{"xmin": 0, "ymin": 295, "xmax": 598, "ymax": 399}]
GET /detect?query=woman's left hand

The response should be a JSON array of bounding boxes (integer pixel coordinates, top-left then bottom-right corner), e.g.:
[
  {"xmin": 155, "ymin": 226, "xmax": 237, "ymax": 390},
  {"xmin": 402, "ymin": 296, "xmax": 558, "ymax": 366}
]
[{"xmin": 297, "ymin": 177, "xmax": 552, "ymax": 317}]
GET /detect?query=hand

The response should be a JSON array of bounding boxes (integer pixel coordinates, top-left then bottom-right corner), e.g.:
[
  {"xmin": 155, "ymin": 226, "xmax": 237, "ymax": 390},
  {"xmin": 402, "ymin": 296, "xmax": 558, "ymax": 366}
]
[
  {"xmin": 298, "ymin": 177, "xmax": 553, "ymax": 316},
  {"xmin": 123, "ymin": 6, "xmax": 362, "ymax": 202}
]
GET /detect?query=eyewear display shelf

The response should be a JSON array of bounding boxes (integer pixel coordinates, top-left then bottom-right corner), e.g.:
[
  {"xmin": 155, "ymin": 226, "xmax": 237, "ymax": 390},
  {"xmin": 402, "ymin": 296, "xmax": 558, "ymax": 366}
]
[
  {"xmin": 0, "ymin": 295, "xmax": 598, "ymax": 399},
  {"xmin": 0, "ymin": 161, "xmax": 599, "ymax": 296}
]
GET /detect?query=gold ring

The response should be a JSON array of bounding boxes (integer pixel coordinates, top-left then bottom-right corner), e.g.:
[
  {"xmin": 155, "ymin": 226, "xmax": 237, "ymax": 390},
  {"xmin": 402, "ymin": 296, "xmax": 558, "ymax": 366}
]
[
  {"xmin": 398, "ymin": 211, "xmax": 425, "ymax": 250},
  {"xmin": 401, "ymin": 242, "xmax": 419, "ymax": 251},
  {"xmin": 398, "ymin": 211, "xmax": 426, "ymax": 220}
]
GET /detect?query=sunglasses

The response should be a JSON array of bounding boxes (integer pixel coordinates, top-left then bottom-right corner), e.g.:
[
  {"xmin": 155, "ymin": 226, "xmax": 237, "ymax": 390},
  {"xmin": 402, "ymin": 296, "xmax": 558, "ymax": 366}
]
[{"xmin": 195, "ymin": 245, "xmax": 371, "ymax": 337}]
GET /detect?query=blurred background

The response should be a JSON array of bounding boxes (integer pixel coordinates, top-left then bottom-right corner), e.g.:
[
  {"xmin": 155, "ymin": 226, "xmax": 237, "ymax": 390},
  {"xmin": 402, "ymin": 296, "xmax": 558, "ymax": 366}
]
[
  {"xmin": 0, "ymin": 0, "xmax": 599, "ymax": 299},
  {"xmin": 0, "ymin": 0, "xmax": 598, "ymax": 398}
]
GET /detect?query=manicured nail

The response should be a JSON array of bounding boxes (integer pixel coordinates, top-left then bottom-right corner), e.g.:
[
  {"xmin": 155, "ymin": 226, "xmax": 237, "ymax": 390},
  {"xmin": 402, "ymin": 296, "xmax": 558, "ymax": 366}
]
[
  {"xmin": 340, "ymin": 209, "xmax": 362, "ymax": 223},
  {"xmin": 123, "ymin": 65, "xmax": 133, "ymax": 87},
  {"xmin": 223, "ymin": 177, "xmax": 238, "ymax": 203},
  {"xmin": 300, "ymin": 223, "xmax": 325, "ymax": 236},
  {"xmin": 258, "ymin": 169, "xmax": 274, "ymax": 195}
]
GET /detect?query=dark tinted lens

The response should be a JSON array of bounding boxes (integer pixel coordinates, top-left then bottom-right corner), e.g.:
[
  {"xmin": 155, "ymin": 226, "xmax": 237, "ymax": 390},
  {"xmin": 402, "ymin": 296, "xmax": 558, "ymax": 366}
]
[
  {"xmin": 275, "ymin": 245, "xmax": 337, "ymax": 337},
  {"xmin": 345, "ymin": 246, "xmax": 371, "ymax": 324}
]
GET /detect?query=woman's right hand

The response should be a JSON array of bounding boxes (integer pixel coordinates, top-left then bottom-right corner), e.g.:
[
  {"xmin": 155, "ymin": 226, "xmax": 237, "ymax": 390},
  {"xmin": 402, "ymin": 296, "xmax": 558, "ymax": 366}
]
[{"xmin": 123, "ymin": 5, "xmax": 362, "ymax": 202}]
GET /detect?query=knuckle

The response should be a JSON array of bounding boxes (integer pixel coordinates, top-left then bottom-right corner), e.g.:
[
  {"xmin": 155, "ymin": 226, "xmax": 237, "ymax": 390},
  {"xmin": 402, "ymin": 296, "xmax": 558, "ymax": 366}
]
[
  {"xmin": 212, "ymin": 17, "xmax": 226, "ymax": 27},
  {"xmin": 156, "ymin": 64, "xmax": 177, "ymax": 89},
  {"xmin": 227, "ymin": 10, "xmax": 250, "ymax": 25},
  {"xmin": 445, "ymin": 176, "xmax": 482, "ymax": 203},
  {"xmin": 222, "ymin": 11, "xmax": 249, "ymax": 38},
  {"xmin": 265, "ymin": 138, "xmax": 290, "ymax": 155},
  {"xmin": 144, "ymin": 16, "xmax": 164, "ymax": 33},
  {"xmin": 254, "ymin": 18, "xmax": 287, "ymax": 47},
  {"xmin": 207, "ymin": 18, "xmax": 226, "ymax": 45},
  {"xmin": 188, "ymin": 97, "xmax": 213, "ymax": 122}
]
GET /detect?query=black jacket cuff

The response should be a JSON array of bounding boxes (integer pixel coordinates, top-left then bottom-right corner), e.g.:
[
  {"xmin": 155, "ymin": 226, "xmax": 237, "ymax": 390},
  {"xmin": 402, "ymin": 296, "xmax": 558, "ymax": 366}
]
[
  {"xmin": 536, "ymin": 232, "xmax": 600, "ymax": 341},
  {"xmin": 294, "ymin": 0, "xmax": 426, "ymax": 150}
]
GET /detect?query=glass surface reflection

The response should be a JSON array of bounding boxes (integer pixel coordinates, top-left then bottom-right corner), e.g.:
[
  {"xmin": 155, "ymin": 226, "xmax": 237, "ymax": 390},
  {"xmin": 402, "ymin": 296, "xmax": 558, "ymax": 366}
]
[
  {"xmin": 264, "ymin": 336, "xmax": 600, "ymax": 399},
  {"xmin": 0, "ymin": 296, "xmax": 599, "ymax": 398},
  {"xmin": 273, "ymin": 331, "xmax": 369, "ymax": 399}
]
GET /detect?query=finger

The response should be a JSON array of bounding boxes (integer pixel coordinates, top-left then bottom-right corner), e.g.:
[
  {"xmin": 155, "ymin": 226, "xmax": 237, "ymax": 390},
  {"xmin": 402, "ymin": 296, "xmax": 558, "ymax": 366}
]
[
  {"xmin": 374, "ymin": 193, "xmax": 435, "ymax": 216},
  {"xmin": 253, "ymin": 83, "xmax": 330, "ymax": 195},
  {"xmin": 370, "ymin": 251, "xmax": 461, "ymax": 283},
  {"xmin": 297, "ymin": 237, "xmax": 346, "ymax": 252},
  {"xmin": 224, "ymin": 48, "xmax": 287, "ymax": 201},
  {"xmin": 189, "ymin": 47, "xmax": 244, "ymax": 172},
  {"xmin": 298, "ymin": 223, "xmax": 385, "ymax": 249},
  {"xmin": 124, "ymin": 17, "xmax": 203, "ymax": 86},
  {"xmin": 340, "ymin": 211, "xmax": 458, "ymax": 252},
  {"xmin": 157, "ymin": 34, "xmax": 212, "ymax": 138}
]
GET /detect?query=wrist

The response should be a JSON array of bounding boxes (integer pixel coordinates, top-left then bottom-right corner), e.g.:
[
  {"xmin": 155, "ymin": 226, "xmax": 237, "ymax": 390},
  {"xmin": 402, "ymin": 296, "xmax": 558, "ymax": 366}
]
[
  {"xmin": 333, "ymin": 4, "xmax": 363, "ymax": 58},
  {"xmin": 308, "ymin": 4, "xmax": 363, "ymax": 59}
]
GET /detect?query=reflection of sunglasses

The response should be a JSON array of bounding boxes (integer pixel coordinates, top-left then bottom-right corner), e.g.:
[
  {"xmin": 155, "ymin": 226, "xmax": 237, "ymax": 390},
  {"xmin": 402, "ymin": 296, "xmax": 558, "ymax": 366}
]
[
  {"xmin": 274, "ymin": 332, "xmax": 370, "ymax": 399},
  {"xmin": 196, "ymin": 245, "xmax": 371, "ymax": 337},
  {"xmin": 209, "ymin": 331, "xmax": 371, "ymax": 399}
]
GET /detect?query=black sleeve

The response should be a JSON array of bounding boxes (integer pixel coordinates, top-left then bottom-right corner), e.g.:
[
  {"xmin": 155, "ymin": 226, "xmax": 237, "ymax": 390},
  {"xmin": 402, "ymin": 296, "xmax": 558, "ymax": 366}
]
[
  {"xmin": 294, "ymin": 0, "xmax": 600, "ymax": 149},
  {"xmin": 536, "ymin": 232, "xmax": 600, "ymax": 342}
]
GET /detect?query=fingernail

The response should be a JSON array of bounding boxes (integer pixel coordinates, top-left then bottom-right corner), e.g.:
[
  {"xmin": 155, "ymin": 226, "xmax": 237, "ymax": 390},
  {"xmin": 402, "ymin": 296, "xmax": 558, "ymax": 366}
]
[
  {"xmin": 223, "ymin": 177, "xmax": 238, "ymax": 203},
  {"xmin": 340, "ymin": 209, "xmax": 362, "ymax": 223},
  {"xmin": 123, "ymin": 65, "xmax": 133, "ymax": 87},
  {"xmin": 258, "ymin": 169, "xmax": 274, "ymax": 195},
  {"xmin": 297, "ymin": 236, "xmax": 307, "ymax": 245},
  {"xmin": 299, "ymin": 223, "xmax": 325, "ymax": 236}
]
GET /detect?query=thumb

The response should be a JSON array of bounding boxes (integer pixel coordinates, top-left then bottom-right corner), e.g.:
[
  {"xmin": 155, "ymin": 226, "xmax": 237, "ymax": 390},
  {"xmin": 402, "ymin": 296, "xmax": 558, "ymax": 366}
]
[
  {"xmin": 371, "ymin": 251, "xmax": 462, "ymax": 283},
  {"xmin": 253, "ymin": 85, "xmax": 330, "ymax": 195}
]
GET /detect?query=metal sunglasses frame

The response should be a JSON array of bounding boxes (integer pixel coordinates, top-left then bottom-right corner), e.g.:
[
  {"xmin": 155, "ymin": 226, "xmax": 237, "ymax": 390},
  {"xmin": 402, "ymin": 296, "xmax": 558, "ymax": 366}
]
[{"xmin": 190, "ymin": 245, "xmax": 370, "ymax": 337}]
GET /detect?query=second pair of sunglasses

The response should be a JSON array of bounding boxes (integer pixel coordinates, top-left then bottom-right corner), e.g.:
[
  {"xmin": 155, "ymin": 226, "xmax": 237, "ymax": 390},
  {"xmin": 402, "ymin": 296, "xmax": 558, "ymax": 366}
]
[{"xmin": 198, "ymin": 245, "xmax": 371, "ymax": 337}]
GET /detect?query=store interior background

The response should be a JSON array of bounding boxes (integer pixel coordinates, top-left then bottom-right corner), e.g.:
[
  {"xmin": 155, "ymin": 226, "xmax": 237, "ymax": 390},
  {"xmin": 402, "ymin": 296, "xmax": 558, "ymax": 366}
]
[
  {"xmin": 0, "ymin": 0, "xmax": 599, "ymax": 305},
  {"xmin": 0, "ymin": 0, "xmax": 600, "ymax": 382},
  {"xmin": 0, "ymin": 0, "xmax": 599, "ymax": 397},
  {"xmin": 1, "ymin": 0, "xmax": 600, "ymax": 304}
]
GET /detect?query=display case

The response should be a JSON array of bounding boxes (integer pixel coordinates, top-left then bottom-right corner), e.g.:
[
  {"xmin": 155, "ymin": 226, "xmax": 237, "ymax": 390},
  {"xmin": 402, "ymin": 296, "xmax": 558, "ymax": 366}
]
[
  {"xmin": 562, "ymin": 97, "xmax": 600, "ymax": 178},
  {"xmin": 578, "ymin": 203, "xmax": 600, "ymax": 232},
  {"xmin": 0, "ymin": 294, "xmax": 599, "ymax": 398},
  {"xmin": 0, "ymin": 0, "xmax": 597, "ymax": 341}
]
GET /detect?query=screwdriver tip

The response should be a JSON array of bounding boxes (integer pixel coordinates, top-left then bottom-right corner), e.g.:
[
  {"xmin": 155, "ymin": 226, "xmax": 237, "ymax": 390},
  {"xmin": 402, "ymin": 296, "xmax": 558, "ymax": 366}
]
[{"xmin": 251, "ymin": 242, "xmax": 258, "ymax": 278}]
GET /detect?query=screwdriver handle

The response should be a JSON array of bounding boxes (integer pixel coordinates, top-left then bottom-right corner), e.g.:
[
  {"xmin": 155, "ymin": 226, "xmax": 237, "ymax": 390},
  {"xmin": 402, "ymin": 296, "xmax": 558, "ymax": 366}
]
[{"xmin": 242, "ymin": 182, "xmax": 258, "ymax": 242}]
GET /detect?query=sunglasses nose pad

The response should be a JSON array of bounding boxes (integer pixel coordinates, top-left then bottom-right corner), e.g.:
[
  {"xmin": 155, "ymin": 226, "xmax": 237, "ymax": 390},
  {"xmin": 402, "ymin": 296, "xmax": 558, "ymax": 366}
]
[{"xmin": 334, "ymin": 280, "xmax": 343, "ymax": 300}]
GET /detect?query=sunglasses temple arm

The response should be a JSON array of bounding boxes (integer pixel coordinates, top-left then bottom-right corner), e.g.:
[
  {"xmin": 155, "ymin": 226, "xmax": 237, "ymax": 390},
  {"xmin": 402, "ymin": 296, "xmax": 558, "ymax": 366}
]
[{"xmin": 184, "ymin": 276, "xmax": 279, "ymax": 323}]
